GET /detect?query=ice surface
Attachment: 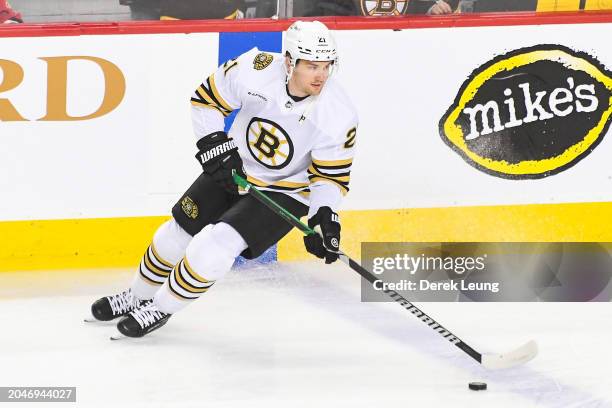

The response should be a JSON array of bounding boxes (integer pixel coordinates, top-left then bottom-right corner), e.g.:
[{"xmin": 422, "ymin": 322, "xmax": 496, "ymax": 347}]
[{"xmin": 0, "ymin": 262, "xmax": 611, "ymax": 408}]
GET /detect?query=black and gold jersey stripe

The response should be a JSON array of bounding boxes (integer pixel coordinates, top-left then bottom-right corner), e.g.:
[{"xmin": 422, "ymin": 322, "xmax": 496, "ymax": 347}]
[
  {"xmin": 246, "ymin": 175, "xmax": 310, "ymax": 193},
  {"xmin": 312, "ymin": 158, "xmax": 353, "ymax": 168},
  {"xmin": 307, "ymin": 158, "xmax": 352, "ymax": 194},
  {"xmin": 190, "ymin": 73, "xmax": 234, "ymax": 117}
]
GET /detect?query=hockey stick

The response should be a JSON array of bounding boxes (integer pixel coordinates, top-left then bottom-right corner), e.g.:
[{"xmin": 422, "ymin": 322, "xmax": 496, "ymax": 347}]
[{"xmin": 233, "ymin": 172, "xmax": 538, "ymax": 370}]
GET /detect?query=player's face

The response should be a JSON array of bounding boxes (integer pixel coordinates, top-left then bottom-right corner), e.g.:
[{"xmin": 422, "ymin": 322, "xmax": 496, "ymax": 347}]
[{"xmin": 288, "ymin": 59, "xmax": 333, "ymax": 97}]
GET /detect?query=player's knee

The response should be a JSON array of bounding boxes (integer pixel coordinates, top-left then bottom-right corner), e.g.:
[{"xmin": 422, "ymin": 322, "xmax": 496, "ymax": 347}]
[
  {"xmin": 152, "ymin": 218, "xmax": 192, "ymax": 265},
  {"xmin": 185, "ymin": 222, "xmax": 247, "ymax": 281}
]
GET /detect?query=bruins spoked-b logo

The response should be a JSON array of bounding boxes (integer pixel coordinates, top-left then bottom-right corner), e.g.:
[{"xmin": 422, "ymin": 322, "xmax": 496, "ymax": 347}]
[
  {"xmin": 246, "ymin": 118, "xmax": 294, "ymax": 169},
  {"xmin": 253, "ymin": 52, "xmax": 273, "ymax": 70},
  {"xmin": 360, "ymin": 0, "xmax": 408, "ymax": 16},
  {"xmin": 439, "ymin": 44, "xmax": 612, "ymax": 179}
]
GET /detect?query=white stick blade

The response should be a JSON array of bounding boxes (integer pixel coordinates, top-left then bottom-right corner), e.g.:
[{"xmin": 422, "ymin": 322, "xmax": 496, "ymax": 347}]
[{"xmin": 481, "ymin": 340, "xmax": 538, "ymax": 370}]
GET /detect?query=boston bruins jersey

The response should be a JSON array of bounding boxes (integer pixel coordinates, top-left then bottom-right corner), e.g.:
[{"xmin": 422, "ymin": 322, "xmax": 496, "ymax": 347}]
[{"xmin": 190, "ymin": 47, "xmax": 358, "ymax": 210}]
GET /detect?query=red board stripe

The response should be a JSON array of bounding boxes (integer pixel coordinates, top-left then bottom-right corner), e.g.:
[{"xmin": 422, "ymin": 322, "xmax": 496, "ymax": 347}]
[{"xmin": 0, "ymin": 12, "xmax": 611, "ymax": 38}]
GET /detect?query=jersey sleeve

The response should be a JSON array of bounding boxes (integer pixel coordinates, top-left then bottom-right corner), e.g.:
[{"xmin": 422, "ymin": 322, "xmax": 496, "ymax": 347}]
[
  {"xmin": 191, "ymin": 105, "xmax": 226, "ymax": 140},
  {"xmin": 307, "ymin": 118, "xmax": 358, "ymax": 217},
  {"xmin": 190, "ymin": 55, "xmax": 243, "ymax": 118},
  {"xmin": 308, "ymin": 122, "xmax": 358, "ymax": 196},
  {"xmin": 190, "ymin": 53, "xmax": 247, "ymax": 139}
]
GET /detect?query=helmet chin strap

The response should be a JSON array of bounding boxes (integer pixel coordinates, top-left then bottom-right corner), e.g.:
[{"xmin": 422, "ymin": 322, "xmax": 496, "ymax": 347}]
[{"xmin": 285, "ymin": 60, "xmax": 295, "ymax": 84}]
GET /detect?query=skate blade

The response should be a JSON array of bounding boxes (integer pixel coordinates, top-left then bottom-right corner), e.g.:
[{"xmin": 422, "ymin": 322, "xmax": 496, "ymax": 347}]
[
  {"xmin": 110, "ymin": 332, "xmax": 127, "ymax": 341},
  {"xmin": 83, "ymin": 316, "xmax": 115, "ymax": 325}
]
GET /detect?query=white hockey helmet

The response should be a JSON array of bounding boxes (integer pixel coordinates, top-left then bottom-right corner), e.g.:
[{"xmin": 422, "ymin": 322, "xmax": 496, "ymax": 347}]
[{"xmin": 283, "ymin": 21, "xmax": 338, "ymax": 78}]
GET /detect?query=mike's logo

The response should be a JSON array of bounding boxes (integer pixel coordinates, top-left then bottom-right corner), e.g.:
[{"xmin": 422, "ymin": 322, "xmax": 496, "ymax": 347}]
[{"xmin": 439, "ymin": 45, "xmax": 612, "ymax": 179}]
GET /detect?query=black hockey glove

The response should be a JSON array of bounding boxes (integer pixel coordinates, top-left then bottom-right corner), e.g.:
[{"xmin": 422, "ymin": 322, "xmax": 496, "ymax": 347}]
[
  {"xmin": 195, "ymin": 131, "xmax": 245, "ymax": 194},
  {"xmin": 303, "ymin": 206, "xmax": 340, "ymax": 264}
]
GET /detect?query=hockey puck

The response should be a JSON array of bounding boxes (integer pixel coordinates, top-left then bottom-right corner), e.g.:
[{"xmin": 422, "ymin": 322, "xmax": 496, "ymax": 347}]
[{"xmin": 469, "ymin": 382, "xmax": 487, "ymax": 391}]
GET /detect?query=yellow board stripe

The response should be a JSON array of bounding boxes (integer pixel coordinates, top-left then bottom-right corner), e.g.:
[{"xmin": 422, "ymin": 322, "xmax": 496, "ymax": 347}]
[
  {"xmin": 0, "ymin": 216, "xmax": 170, "ymax": 272},
  {"xmin": 278, "ymin": 201, "xmax": 612, "ymax": 262},
  {"xmin": 2, "ymin": 201, "xmax": 612, "ymax": 272}
]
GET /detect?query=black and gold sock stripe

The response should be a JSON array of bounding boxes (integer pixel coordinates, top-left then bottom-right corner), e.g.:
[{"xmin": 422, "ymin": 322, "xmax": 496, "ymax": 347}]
[
  {"xmin": 167, "ymin": 258, "xmax": 215, "ymax": 300},
  {"xmin": 190, "ymin": 73, "xmax": 234, "ymax": 117},
  {"xmin": 307, "ymin": 158, "xmax": 352, "ymax": 194},
  {"xmin": 139, "ymin": 243, "xmax": 173, "ymax": 286}
]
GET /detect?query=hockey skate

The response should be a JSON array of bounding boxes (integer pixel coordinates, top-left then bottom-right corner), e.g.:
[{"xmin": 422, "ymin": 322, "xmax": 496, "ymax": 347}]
[
  {"xmin": 86, "ymin": 289, "xmax": 150, "ymax": 322},
  {"xmin": 111, "ymin": 302, "xmax": 171, "ymax": 339}
]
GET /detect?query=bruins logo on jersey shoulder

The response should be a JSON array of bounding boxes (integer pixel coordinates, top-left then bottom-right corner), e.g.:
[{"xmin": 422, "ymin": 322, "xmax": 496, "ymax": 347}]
[
  {"xmin": 246, "ymin": 117, "xmax": 294, "ymax": 169},
  {"xmin": 253, "ymin": 52, "xmax": 274, "ymax": 70}
]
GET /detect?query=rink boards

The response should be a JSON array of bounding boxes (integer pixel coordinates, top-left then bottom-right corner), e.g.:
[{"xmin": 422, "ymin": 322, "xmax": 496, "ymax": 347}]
[{"xmin": 1, "ymin": 14, "xmax": 612, "ymax": 270}]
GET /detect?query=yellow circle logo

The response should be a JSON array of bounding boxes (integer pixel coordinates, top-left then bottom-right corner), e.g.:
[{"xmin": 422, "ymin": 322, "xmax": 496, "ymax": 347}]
[{"xmin": 440, "ymin": 45, "xmax": 612, "ymax": 179}]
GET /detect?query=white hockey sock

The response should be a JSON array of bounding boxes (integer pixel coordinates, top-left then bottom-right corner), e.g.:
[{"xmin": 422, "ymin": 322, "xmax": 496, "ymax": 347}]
[
  {"xmin": 131, "ymin": 218, "xmax": 192, "ymax": 300},
  {"xmin": 154, "ymin": 222, "xmax": 247, "ymax": 314}
]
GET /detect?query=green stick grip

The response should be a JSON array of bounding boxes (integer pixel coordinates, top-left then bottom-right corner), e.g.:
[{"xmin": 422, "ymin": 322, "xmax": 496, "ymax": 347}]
[{"xmin": 232, "ymin": 171, "xmax": 316, "ymax": 236}]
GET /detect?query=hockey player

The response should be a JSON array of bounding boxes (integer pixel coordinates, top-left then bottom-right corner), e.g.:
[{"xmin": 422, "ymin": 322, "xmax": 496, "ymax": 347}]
[{"xmin": 89, "ymin": 20, "xmax": 358, "ymax": 338}]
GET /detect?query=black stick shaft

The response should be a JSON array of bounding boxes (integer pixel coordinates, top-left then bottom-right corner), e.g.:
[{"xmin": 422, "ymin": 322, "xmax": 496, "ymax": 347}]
[
  {"xmin": 337, "ymin": 253, "xmax": 482, "ymax": 363},
  {"xmin": 234, "ymin": 173, "xmax": 483, "ymax": 364}
]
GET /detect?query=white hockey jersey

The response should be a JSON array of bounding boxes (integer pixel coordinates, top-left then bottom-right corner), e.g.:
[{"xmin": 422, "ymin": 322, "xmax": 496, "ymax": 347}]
[{"xmin": 190, "ymin": 48, "xmax": 358, "ymax": 212}]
